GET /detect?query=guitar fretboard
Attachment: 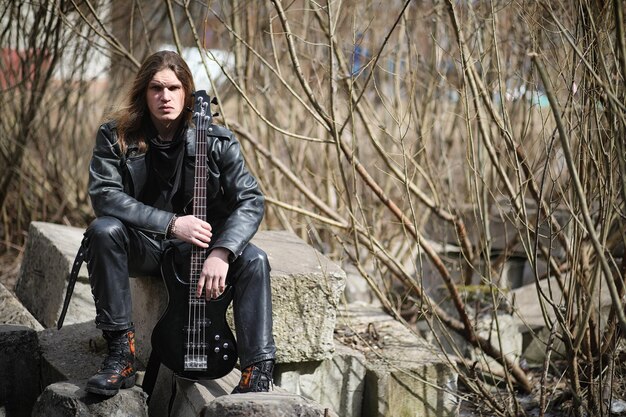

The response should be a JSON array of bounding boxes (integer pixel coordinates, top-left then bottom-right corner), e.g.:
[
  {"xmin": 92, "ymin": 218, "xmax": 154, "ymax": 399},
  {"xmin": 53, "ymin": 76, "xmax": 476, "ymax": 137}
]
[{"xmin": 186, "ymin": 94, "xmax": 211, "ymax": 371}]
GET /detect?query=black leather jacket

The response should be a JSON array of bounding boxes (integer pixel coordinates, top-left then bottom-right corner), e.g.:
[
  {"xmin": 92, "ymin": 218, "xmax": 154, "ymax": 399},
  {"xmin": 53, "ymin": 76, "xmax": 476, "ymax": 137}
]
[{"xmin": 88, "ymin": 121, "xmax": 264, "ymax": 260}]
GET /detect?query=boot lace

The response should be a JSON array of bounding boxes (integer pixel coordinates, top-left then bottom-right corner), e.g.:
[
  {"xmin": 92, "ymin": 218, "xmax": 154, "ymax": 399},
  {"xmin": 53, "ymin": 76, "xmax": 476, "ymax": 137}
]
[{"xmin": 101, "ymin": 334, "xmax": 130, "ymax": 372}]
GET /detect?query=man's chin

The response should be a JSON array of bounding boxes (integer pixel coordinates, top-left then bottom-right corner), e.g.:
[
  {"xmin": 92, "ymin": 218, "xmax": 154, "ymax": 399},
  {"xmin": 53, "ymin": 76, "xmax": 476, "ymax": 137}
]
[{"xmin": 157, "ymin": 115, "xmax": 181, "ymax": 123}]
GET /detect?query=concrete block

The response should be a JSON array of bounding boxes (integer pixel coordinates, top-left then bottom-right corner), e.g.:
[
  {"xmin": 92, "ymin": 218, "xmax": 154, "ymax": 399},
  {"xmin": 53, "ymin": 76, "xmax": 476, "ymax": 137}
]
[
  {"xmin": 19, "ymin": 223, "xmax": 345, "ymax": 365},
  {"xmin": 254, "ymin": 231, "xmax": 345, "ymax": 363},
  {"xmin": 151, "ymin": 369, "xmax": 241, "ymax": 417},
  {"xmin": 202, "ymin": 392, "xmax": 339, "ymax": 417},
  {"xmin": 473, "ymin": 313, "xmax": 523, "ymax": 375},
  {"xmin": 37, "ymin": 321, "xmax": 111, "ymax": 386},
  {"xmin": 337, "ymin": 303, "xmax": 459, "ymax": 417},
  {"xmin": 150, "ymin": 369, "xmax": 330, "ymax": 417},
  {"xmin": 274, "ymin": 344, "xmax": 366, "ymax": 417},
  {"xmin": 0, "ymin": 325, "xmax": 41, "ymax": 417},
  {"xmin": 31, "ymin": 381, "xmax": 148, "ymax": 417},
  {"xmin": 342, "ymin": 262, "xmax": 381, "ymax": 307},
  {"xmin": 130, "ymin": 275, "xmax": 168, "ymax": 367},
  {"xmin": 0, "ymin": 282, "xmax": 43, "ymax": 330},
  {"xmin": 512, "ymin": 274, "xmax": 613, "ymax": 364},
  {"xmin": 15, "ymin": 222, "xmax": 94, "ymax": 328},
  {"xmin": 132, "ymin": 230, "xmax": 346, "ymax": 366}
]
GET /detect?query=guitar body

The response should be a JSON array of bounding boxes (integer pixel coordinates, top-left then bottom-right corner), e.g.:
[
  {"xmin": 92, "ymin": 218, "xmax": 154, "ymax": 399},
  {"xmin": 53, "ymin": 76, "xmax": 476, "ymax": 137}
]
[
  {"xmin": 151, "ymin": 246, "xmax": 238, "ymax": 380},
  {"xmin": 150, "ymin": 90, "xmax": 237, "ymax": 380}
]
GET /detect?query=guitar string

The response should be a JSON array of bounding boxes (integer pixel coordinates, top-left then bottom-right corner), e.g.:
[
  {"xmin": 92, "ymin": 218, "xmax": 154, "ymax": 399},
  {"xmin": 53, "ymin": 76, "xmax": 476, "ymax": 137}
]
[
  {"xmin": 196, "ymin": 99, "xmax": 206, "ymax": 368},
  {"xmin": 199, "ymin": 102, "xmax": 208, "ymax": 367},
  {"xmin": 187, "ymin": 101, "xmax": 198, "ymax": 367},
  {"xmin": 188, "ymin": 97, "xmax": 204, "ymax": 368}
]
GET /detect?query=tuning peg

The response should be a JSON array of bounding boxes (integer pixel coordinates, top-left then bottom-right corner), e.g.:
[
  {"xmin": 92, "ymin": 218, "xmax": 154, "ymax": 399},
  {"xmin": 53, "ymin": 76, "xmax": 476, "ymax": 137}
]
[{"xmin": 211, "ymin": 97, "xmax": 218, "ymax": 105}]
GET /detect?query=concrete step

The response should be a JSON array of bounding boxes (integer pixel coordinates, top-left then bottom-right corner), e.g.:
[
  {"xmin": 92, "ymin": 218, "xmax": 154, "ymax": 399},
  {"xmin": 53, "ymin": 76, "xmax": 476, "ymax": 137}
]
[
  {"xmin": 335, "ymin": 303, "xmax": 459, "ymax": 417},
  {"xmin": 203, "ymin": 392, "xmax": 338, "ymax": 416}
]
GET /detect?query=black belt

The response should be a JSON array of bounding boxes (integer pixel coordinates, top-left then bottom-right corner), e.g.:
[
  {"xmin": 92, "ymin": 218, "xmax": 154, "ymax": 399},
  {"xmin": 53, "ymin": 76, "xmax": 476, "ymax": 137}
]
[{"xmin": 57, "ymin": 237, "xmax": 87, "ymax": 330}]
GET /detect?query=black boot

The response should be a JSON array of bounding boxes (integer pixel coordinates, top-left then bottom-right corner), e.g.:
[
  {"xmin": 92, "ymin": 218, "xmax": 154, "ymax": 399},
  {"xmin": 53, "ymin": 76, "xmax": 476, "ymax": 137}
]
[
  {"xmin": 85, "ymin": 327, "xmax": 137, "ymax": 396},
  {"xmin": 231, "ymin": 359, "xmax": 274, "ymax": 394}
]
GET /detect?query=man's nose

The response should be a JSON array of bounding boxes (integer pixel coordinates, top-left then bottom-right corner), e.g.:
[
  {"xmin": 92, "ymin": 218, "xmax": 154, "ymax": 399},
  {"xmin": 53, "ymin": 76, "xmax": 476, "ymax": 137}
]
[{"xmin": 161, "ymin": 89, "xmax": 171, "ymax": 101}]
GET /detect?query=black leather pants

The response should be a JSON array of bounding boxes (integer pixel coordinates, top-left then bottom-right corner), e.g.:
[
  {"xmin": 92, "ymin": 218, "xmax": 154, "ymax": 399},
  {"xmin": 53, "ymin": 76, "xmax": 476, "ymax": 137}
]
[{"xmin": 85, "ymin": 216, "xmax": 276, "ymax": 368}]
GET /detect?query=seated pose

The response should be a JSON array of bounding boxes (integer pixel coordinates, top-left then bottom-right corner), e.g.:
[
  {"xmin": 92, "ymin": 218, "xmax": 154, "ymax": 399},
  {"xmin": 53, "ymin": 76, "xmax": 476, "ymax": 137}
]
[{"xmin": 82, "ymin": 50, "xmax": 275, "ymax": 396}]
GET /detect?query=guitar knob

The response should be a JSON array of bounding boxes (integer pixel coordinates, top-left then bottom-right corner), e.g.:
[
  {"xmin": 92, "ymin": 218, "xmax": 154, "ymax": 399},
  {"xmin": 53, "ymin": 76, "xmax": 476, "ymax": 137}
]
[
  {"xmin": 223, "ymin": 342, "xmax": 229, "ymax": 349},
  {"xmin": 223, "ymin": 355, "xmax": 229, "ymax": 361},
  {"xmin": 214, "ymin": 335, "xmax": 220, "ymax": 341},
  {"xmin": 214, "ymin": 347, "xmax": 220, "ymax": 353}
]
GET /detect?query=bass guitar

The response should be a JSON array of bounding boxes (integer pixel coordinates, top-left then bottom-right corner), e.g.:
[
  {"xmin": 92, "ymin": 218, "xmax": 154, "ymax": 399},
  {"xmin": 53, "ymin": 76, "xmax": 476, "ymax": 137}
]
[{"xmin": 150, "ymin": 90, "xmax": 238, "ymax": 380}]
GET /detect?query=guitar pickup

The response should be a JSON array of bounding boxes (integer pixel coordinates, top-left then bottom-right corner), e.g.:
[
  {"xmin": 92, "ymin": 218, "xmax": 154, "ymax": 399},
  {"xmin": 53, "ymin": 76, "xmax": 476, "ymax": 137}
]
[
  {"xmin": 184, "ymin": 320, "xmax": 212, "ymax": 334},
  {"xmin": 185, "ymin": 342, "xmax": 208, "ymax": 349},
  {"xmin": 184, "ymin": 354, "xmax": 208, "ymax": 370}
]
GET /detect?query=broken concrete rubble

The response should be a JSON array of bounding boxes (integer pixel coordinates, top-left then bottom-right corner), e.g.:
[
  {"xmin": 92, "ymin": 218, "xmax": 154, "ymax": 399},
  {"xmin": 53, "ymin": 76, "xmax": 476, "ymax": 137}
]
[
  {"xmin": 0, "ymin": 325, "xmax": 40, "ymax": 417},
  {"xmin": 31, "ymin": 381, "xmax": 149, "ymax": 417},
  {"xmin": 3, "ymin": 221, "xmax": 459, "ymax": 416}
]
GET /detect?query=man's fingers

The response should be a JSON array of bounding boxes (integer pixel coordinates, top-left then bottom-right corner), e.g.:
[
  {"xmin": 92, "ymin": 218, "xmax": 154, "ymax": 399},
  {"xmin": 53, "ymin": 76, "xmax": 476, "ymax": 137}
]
[
  {"xmin": 196, "ymin": 278, "xmax": 223, "ymax": 298},
  {"xmin": 191, "ymin": 237, "xmax": 209, "ymax": 248},
  {"xmin": 196, "ymin": 277, "xmax": 205, "ymax": 298}
]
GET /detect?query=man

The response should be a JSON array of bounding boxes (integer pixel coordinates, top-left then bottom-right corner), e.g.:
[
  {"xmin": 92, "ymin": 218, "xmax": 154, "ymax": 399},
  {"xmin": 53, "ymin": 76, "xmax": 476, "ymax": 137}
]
[{"xmin": 83, "ymin": 50, "xmax": 275, "ymax": 396}]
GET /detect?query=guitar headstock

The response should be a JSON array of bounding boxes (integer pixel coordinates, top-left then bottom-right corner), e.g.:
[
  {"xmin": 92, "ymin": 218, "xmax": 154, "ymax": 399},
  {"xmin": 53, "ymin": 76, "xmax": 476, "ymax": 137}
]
[{"xmin": 192, "ymin": 90, "xmax": 217, "ymax": 129}]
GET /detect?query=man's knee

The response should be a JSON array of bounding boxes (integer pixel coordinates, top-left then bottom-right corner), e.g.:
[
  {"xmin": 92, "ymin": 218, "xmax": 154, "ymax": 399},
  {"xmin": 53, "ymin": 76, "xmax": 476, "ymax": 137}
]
[
  {"xmin": 242, "ymin": 245, "xmax": 270, "ymax": 271},
  {"xmin": 86, "ymin": 216, "xmax": 128, "ymax": 244}
]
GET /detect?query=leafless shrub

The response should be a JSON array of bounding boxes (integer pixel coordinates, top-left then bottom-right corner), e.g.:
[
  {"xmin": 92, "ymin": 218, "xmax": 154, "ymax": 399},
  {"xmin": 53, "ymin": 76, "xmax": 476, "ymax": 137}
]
[{"xmin": 1, "ymin": 0, "xmax": 624, "ymax": 415}]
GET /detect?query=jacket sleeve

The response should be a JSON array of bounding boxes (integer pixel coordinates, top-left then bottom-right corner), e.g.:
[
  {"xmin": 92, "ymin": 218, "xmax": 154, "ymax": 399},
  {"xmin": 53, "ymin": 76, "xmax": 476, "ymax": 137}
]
[
  {"xmin": 88, "ymin": 123, "xmax": 174, "ymax": 237},
  {"xmin": 209, "ymin": 129, "xmax": 265, "ymax": 260}
]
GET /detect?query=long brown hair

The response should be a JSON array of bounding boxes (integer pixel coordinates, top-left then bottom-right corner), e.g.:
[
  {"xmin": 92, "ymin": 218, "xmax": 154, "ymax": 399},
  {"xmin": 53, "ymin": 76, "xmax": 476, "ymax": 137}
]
[{"xmin": 112, "ymin": 50, "xmax": 195, "ymax": 154}]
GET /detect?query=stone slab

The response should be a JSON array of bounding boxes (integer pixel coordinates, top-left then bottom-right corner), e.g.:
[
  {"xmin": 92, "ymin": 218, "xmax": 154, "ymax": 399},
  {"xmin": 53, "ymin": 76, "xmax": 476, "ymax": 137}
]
[
  {"xmin": 202, "ymin": 392, "xmax": 339, "ymax": 417},
  {"xmin": 275, "ymin": 344, "xmax": 366, "ymax": 417},
  {"xmin": 38, "ymin": 321, "xmax": 116, "ymax": 385},
  {"xmin": 132, "ymin": 229, "xmax": 346, "ymax": 366},
  {"xmin": 151, "ymin": 369, "xmax": 241, "ymax": 417},
  {"xmin": 513, "ymin": 274, "xmax": 613, "ymax": 364},
  {"xmin": 31, "ymin": 381, "xmax": 148, "ymax": 417},
  {"xmin": 0, "ymin": 282, "xmax": 43, "ymax": 330},
  {"xmin": 15, "ymin": 222, "xmax": 94, "ymax": 328},
  {"xmin": 148, "ymin": 355, "xmax": 338, "ymax": 417},
  {"xmin": 253, "ymin": 230, "xmax": 345, "ymax": 363},
  {"xmin": 18, "ymin": 223, "xmax": 345, "ymax": 365},
  {"xmin": 422, "ymin": 203, "xmax": 570, "ymax": 258},
  {"xmin": 151, "ymin": 372, "xmax": 336, "ymax": 417},
  {"xmin": 336, "ymin": 303, "xmax": 459, "ymax": 417},
  {"xmin": 130, "ymin": 275, "xmax": 167, "ymax": 367},
  {"xmin": 0, "ymin": 325, "xmax": 41, "ymax": 417}
]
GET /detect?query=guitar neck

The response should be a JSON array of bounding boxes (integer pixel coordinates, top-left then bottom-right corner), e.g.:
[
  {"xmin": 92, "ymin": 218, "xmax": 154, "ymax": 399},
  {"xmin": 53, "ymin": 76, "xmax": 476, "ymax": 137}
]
[{"xmin": 189, "ymin": 92, "xmax": 210, "ymax": 294}]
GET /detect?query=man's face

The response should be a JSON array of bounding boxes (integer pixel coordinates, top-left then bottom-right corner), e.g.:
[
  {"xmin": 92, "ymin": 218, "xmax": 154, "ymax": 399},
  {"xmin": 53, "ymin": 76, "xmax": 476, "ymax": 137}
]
[{"xmin": 146, "ymin": 68, "xmax": 186, "ymax": 127}]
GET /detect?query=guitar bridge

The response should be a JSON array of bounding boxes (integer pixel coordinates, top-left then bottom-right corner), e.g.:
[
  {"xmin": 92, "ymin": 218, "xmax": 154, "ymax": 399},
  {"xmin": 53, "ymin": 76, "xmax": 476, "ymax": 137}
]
[{"xmin": 184, "ymin": 354, "xmax": 207, "ymax": 371}]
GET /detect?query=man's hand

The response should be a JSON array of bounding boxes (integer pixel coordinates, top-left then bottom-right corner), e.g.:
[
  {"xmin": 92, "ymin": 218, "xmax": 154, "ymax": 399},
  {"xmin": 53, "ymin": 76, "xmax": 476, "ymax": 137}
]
[
  {"xmin": 170, "ymin": 215, "xmax": 212, "ymax": 247},
  {"xmin": 197, "ymin": 248, "xmax": 230, "ymax": 299}
]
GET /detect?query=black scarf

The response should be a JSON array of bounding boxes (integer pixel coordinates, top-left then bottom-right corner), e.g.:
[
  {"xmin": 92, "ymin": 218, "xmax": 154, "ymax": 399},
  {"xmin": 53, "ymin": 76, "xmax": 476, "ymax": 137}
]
[{"xmin": 141, "ymin": 130, "xmax": 187, "ymax": 212}]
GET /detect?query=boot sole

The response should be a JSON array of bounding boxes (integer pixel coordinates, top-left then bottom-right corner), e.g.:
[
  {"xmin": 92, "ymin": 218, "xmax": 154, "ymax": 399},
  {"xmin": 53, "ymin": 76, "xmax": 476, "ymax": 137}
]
[{"xmin": 85, "ymin": 374, "xmax": 136, "ymax": 396}]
